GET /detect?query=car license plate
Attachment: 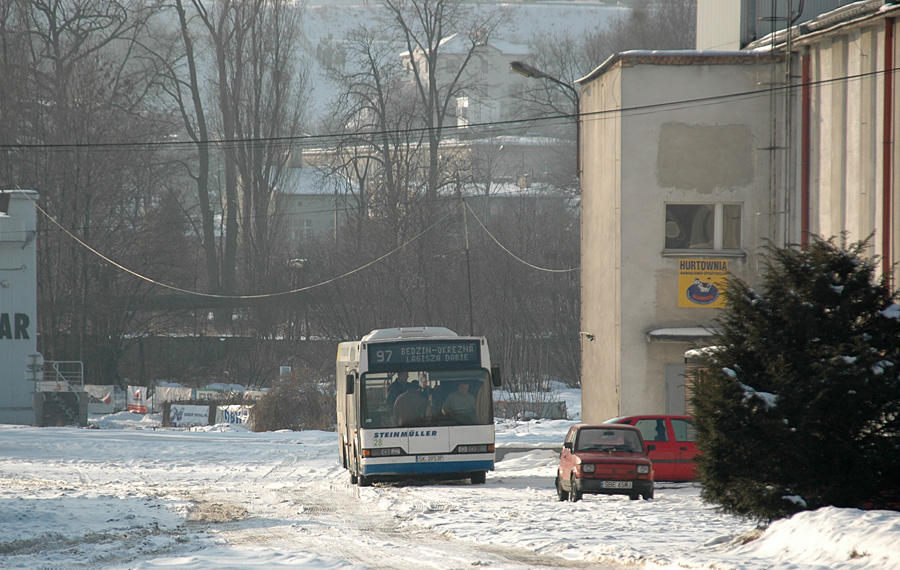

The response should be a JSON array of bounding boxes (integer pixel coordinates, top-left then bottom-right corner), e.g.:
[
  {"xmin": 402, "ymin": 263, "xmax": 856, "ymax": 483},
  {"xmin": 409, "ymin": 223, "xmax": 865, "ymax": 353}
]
[
  {"xmin": 601, "ymin": 480, "xmax": 632, "ymax": 489},
  {"xmin": 416, "ymin": 455, "xmax": 444, "ymax": 463}
]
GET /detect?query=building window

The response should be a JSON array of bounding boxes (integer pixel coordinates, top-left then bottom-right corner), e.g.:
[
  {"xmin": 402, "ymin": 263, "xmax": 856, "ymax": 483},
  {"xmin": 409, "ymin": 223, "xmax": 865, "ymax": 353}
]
[
  {"xmin": 291, "ymin": 219, "xmax": 313, "ymax": 242},
  {"xmin": 665, "ymin": 203, "xmax": 742, "ymax": 251},
  {"xmin": 457, "ymin": 97, "xmax": 469, "ymax": 129}
]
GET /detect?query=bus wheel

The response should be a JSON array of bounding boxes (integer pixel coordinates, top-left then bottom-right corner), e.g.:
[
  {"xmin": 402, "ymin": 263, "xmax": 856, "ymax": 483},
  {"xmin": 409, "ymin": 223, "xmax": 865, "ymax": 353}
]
[
  {"xmin": 357, "ymin": 474, "xmax": 372, "ymax": 487},
  {"xmin": 470, "ymin": 471, "xmax": 486, "ymax": 484},
  {"xmin": 350, "ymin": 471, "xmax": 358, "ymax": 485}
]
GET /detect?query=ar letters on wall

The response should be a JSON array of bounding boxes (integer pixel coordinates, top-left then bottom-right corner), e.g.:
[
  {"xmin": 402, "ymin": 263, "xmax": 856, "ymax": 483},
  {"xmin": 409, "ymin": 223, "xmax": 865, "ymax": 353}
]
[{"xmin": 0, "ymin": 313, "xmax": 30, "ymax": 339}]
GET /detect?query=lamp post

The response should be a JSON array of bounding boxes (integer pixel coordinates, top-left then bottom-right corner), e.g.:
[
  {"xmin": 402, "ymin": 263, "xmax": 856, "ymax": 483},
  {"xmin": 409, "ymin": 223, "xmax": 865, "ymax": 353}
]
[{"xmin": 510, "ymin": 60, "xmax": 580, "ymax": 178}]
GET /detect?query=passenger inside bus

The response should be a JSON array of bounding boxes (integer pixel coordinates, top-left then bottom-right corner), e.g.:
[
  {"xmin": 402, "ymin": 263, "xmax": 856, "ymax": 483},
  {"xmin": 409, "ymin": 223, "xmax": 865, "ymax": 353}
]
[
  {"xmin": 393, "ymin": 381, "xmax": 429, "ymax": 426},
  {"xmin": 441, "ymin": 381, "xmax": 476, "ymax": 424},
  {"xmin": 385, "ymin": 371, "xmax": 408, "ymax": 406}
]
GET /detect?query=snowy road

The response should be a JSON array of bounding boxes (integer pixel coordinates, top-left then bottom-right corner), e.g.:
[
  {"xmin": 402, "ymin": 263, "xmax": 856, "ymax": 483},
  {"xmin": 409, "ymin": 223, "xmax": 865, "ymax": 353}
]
[
  {"xmin": 0, "ymin": 421, "xmax": 730, "ymax": 569},
  {"xmin": 1, "ymin": 417, "xmax": 897, "ymax": 570}
]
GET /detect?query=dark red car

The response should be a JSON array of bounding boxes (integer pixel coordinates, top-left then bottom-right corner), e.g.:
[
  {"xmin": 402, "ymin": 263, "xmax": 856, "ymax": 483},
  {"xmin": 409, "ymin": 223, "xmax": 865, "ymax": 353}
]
[
  {"xmin": 555, "ymin": 424, "xmax": 654, "ymax": 502},
  {"xmin": 606, "ymin": 415, "xmax": 698, "ymax": 482}
]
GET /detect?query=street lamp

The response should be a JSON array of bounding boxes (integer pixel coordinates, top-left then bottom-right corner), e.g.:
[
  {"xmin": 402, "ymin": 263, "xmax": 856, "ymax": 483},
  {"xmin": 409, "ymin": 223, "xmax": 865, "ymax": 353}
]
[{"xmin": 510, "ymin": 60, "xmax": 580, "ymax": 178}]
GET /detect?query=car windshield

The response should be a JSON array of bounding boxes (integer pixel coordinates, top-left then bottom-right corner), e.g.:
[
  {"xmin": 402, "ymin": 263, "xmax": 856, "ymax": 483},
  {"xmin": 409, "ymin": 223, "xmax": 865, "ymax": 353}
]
[
  {"xmin": 576, "ymin": 428, "xmax": 643, "ymax": 452},
  {"xmin": 359, "ymin": 369, "xmax": 493, "ymax": 428}
]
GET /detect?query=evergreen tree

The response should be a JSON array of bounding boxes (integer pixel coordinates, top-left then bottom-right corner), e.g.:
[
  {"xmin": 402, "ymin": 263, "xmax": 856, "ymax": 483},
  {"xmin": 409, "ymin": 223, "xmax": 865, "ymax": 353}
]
[{"xmin": 693, "ymin": 236, "xmax": 900, "ymax": 521}]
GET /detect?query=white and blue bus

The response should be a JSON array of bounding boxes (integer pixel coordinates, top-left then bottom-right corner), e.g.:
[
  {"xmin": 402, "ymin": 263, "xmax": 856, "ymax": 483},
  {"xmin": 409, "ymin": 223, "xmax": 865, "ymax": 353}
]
[{"xmin": 336, "ymin": 327, "xmax": 501, "ymax": 486}]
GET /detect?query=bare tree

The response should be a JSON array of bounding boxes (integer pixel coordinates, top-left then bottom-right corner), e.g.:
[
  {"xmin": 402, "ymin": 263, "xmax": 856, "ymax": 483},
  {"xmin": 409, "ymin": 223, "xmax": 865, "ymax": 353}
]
[
  {"xmin": 226, "ymin": 0, "xmax": 309, "ymax": 297},
  {"xmin": 0, "ymin": 0, "xmax": 192, "ymax": 382},
  {"xmin": 607, "ymin": 0, "xmax": 696, "ymax": 52},
  {"xmin": 309, "ymin": 0, "xmax": 511, "ymax": 339},
  {"xmin": 527, "ymin": 0, "xmax": 697, "ymax": 101},
  {"xmin": 381, "ymin": 0, "xmax": 504, "ymax": 202},
  {"xmin": 326, "ymin": 23, "xmax": 427, "ymax": 246},
  {"xmin": 156, "ymin": 0, "xmax": 310, "ymax": 335},
  {"xmin": 314, "ymin": 22, "xmax": 441, "ymax": 338},
  {"xmin": 0, "ymin": 0, "xmax": 30, "ymax": 183},
  {"xmin": 158, "ymin": 0, "xmax": 224, "ymax": 300}
]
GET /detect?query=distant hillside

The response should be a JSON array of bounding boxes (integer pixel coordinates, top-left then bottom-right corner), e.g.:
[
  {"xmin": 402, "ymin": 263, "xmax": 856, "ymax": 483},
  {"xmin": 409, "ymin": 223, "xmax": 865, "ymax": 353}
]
[{"xmin": 300, "ymin": 0, "xmax": 626, "ymax": 120}]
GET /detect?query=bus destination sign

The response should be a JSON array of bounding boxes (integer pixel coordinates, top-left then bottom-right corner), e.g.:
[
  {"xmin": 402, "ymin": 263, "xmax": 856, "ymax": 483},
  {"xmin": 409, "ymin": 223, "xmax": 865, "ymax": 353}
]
[{"xmin": 367, "ymin": 339, "xmax": 481, "ymax": 372}]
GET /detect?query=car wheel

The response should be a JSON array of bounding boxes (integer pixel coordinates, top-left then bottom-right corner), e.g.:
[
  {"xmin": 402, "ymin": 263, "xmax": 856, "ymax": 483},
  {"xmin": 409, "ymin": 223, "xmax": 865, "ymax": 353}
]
[
  {"xmin": 629, "ymin": 493, "xmax": 639, "ymax": 501},
  {"xmin": 471, "ymin": 471, "xmax": 486, "ymax": 484},
  {"xmin": 556, "ymin": 474, "xmax": 569, "ymax": 501},
  {"xmin": 569, "ymin": 475, "xmax": 582, "ymax": 502},
  {"xmin": 642, "ymin": 491, "xmax": 654, "ymax": 500}
]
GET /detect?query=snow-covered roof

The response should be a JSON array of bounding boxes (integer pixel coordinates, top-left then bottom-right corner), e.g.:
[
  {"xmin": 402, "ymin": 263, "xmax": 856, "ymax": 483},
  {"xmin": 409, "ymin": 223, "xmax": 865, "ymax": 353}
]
[
  {"xmin": 443, "ymin": 181, "xmax": 574, "ymax": 200},
  {"xmin": 578, "ymin": 50, "xmax": 783, "ymax": 85},
  {"xmin": 202, "ymin": 383, "xmax": 247, "ymax": 392},
  {"xmin": 278, "ymin": 166, "xmax": 346, "ymax": 196},
  {"xmin": 746, "ymin": 0, "xmax": 900, "ymax": 51},
  {"xmin": 401, "ymin": 33, "xmax": 529, "ymax": 58}
]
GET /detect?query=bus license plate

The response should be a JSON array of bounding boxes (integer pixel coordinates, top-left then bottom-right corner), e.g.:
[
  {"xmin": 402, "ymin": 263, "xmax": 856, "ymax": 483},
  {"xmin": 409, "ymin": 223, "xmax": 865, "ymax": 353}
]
[
  {"xmin": 416, "ymin": 455, "xmax": 444, "ymax": 463},
  {"xmin": 601, "ymin": 481, "xmax": 632, "ymax": 489}
]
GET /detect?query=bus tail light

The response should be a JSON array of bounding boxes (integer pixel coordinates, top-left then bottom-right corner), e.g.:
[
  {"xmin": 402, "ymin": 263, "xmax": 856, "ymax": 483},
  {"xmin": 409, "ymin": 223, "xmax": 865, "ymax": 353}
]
[
  {"xmin": 455, "ymin": 444, "xmax": 494, "ymax": 454},
  {"xmin": 364, "ymin": 447, "xmax": 403, "ymax": 457}
]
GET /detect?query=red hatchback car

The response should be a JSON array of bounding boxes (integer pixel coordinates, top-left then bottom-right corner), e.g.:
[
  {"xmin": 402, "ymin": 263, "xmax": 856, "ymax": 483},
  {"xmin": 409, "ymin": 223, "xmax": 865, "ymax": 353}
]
[
  {"xmin": 556, "ymin": 424, "xmax": 655, "ymax": 502},
  {"xmin": 606, "ymin": 415, "xmax": 698, "ymax": 482}
]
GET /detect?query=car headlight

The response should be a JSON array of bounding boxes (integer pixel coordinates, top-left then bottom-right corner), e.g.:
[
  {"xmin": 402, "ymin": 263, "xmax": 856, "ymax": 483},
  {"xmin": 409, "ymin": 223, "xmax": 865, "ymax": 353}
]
[
  {"xmin": 582, "ymin": 463, "xmax": 595, "ymax": 473},
  {"xmin": 637, "ymin": 465, "xmax": 650, "ymax": 474}
]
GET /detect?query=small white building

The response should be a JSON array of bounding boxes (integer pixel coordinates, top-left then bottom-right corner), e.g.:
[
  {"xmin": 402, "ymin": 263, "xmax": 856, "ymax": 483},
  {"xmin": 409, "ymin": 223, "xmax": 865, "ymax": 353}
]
[
  {"xmin": 0, "ymin": 190, "xmax": 40, "ymax": 425},
  {"xmin": 577, "ymin": 52, "xmax": 785, "ymax": 422},
  {"xmin": 400, "ymin": 34, "xmax": 531, "ymax": 128}
]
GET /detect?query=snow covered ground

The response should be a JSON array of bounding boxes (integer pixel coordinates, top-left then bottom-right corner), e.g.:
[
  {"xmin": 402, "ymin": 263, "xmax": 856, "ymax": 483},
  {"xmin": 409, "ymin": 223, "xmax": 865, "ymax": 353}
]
[{"xmin": 1, "ymin": 389, "xmax": 897, "ymax": 569}]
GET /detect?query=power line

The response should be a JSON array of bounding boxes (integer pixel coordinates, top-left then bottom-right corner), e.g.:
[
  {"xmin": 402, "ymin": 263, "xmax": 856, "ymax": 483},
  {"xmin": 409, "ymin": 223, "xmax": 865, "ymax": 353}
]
[
  {"xmin": 27, "ymin": 189, "xmax": 578, "ymax": 301},
  {"xmin": 9, "ymin": 62, "xmax": 893, "ymax": 300},
  {"xmin": 2, "ymin": 65, "xmax": 894, "ymax": 153},
  {"xmin": 29, "ymin": 193, "xmax": 462, "ymax": 300},
  {"xmin": 464, "ymin": 201, "xmax": 579, "ymax": 274}
]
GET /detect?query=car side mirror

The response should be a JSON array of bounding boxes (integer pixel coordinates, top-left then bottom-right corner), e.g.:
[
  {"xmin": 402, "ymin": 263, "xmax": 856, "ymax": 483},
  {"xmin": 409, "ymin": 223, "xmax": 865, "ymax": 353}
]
[
  {"xmin": 490, "ymin": 365, "xmax": 502, "ymax": 387},
  {"xmin": 646, "ymin": 444, "xmax": 655, "ymax": 451},
  {"xmin": 345, "ymin": 373, "xmax": 355, "ymax": 395},
  {"xmin": 563, "ymin": 441, "xmax": 573, "ymax": 450}
]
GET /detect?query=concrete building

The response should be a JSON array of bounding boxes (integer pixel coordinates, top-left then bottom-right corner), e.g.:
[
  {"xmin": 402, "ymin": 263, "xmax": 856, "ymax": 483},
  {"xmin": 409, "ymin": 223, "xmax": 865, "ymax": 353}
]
[
  {"xmin": 0, "ymin": 190, "xmax": 39, "ymax": 425},
  {"xmin": 577, "ymin": 53, "xmax": 784, "ymax": 422},
  {"xmin": 400, "ymin": 35, "xmax": 531, "ymax": 128},
  {"xmin": 291, "ymin": 134, "xmax": 576, "ymax": 248},
  {"xmin": 277, "ymin": 166, "xmax": 355, "ymax": 248},
  {"xmin": 578, "ymin": 1, "xmax": 900, "ymax": 422}
]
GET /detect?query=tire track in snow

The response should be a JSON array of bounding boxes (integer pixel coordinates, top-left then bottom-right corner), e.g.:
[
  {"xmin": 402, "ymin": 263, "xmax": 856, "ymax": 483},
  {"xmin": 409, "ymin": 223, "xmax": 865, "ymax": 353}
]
[{"xmin": 204, "ymin": 468, "xmax": 624, "ymax": 570}]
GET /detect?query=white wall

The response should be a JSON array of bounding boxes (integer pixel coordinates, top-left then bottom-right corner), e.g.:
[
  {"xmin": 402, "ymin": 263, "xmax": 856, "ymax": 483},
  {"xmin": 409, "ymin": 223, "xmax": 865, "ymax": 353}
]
[
  {"xmin": 0, "ymin": 190, "xmax": 39, "ymax": 425},
  {"xmin": 697, "ymin": 0, "xmax": 743, "ymax": 50}
]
